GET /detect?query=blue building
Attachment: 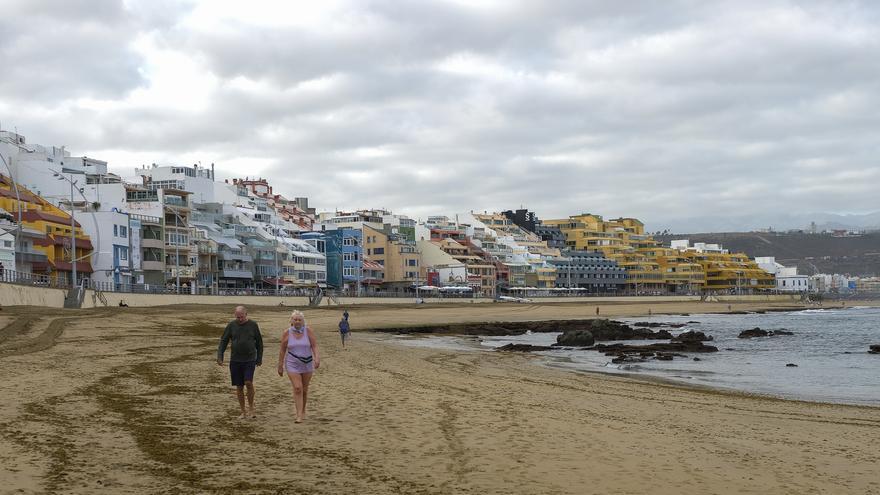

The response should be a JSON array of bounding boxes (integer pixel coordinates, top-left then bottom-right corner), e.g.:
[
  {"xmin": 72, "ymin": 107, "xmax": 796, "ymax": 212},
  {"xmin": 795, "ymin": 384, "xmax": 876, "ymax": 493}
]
[{"xmin": 304, "ymin": 227, "xmax": 362, "ymax": 291}]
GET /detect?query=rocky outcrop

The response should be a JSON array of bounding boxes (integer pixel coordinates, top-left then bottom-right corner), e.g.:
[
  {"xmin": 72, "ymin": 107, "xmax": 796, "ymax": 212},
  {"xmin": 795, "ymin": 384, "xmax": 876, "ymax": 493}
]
[
  {"xmin": 738, "ymin": 327, "xmax": 794, "ymax": 338},
  {"xmin": 596, "ymin": 342, "xmax": 718, "ymax": 354},
  {"xmin": 496, "ymin": 343, "xmax": 554, "ymax": 352},
  {"xmin": 585, "ymin": 319, "xmax": 673, "ymax": 340},
  {"xmin": 869, "ymin": 345, "xmax": 880, "ymax": 354},
  {"xmin": 632, "ymin": 322, "xmax": 686, "ymax": 328},
  {"xmin": 671, "ymin": 330, "xmax": 713, "ymax": 343},
  {"xmin": 555, "ymin": 329, "xmax": 595, "ymax": 347}
]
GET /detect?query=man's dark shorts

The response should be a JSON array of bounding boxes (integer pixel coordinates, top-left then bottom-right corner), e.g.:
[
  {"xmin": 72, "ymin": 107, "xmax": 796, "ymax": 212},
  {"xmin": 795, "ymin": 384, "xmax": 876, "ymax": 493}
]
[{"xmin": 229, "ymin": 360, "xmax": 257, "ymax": 387}]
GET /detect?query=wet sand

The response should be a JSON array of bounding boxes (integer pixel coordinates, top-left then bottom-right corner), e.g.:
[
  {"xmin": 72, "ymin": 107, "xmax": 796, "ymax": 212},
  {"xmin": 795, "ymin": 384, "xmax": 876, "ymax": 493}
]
[{"xmin": 1, "ymin": 300, "xmax": 878, "ymax": 494}]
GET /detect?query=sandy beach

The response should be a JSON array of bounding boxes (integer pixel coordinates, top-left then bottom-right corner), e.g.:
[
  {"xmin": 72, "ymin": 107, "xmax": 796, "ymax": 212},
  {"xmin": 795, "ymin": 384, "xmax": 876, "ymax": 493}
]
[{"xmin": 1, "ymin": 300, "xmax": 879, "ymax": 494}]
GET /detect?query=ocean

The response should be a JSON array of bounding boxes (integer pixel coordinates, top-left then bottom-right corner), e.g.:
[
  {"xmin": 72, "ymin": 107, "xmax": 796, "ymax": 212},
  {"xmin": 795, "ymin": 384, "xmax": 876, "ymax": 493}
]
[{"xmin": 392, "ymin": 306, "xmax": 880, "ymax": 406}]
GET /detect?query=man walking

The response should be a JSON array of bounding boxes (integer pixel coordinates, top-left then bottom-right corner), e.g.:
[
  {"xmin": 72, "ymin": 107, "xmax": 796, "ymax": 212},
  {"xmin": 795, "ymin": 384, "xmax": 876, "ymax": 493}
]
[{"xmin": 217, "ymin": 305, "xmax": 263, "ymax": 419}]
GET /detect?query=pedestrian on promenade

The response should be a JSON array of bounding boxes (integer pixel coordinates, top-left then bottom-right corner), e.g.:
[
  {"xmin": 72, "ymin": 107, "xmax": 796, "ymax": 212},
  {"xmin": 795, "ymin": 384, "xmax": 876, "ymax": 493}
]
[
  {"xmin": 277, "ymin": 310, "xmax": 320, "ymax": 423},
  {"xmin": 217, "ymin": 305, "xmax": 263, "ymax": 419},
  {"xmin": 338, "ymin": 316, "xmax": 351, "ymax": 348},
  {"xmin": 595, "ymin": 307, "xmax": 600, "ymax": 316}
]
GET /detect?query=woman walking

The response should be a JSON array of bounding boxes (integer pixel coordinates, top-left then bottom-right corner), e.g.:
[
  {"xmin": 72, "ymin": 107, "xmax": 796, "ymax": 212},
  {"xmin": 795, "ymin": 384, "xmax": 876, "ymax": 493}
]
[{"xmin": 277, "ymin": 310, "xmax": 320, "ymax": 423}]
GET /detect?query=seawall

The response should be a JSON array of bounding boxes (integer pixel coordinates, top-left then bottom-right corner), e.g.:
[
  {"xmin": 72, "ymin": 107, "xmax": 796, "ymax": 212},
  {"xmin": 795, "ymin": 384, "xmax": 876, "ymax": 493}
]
[{"xmin": 0, "ymin": 282, "xmax": 803, "ymax": 308}]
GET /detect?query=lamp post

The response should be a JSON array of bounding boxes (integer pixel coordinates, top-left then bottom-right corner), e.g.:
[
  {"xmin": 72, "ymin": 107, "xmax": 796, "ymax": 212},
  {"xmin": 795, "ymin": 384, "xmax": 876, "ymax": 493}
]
[{"xmin": 53, "ymin": 171, "xmax": 80, "ymax": 287}]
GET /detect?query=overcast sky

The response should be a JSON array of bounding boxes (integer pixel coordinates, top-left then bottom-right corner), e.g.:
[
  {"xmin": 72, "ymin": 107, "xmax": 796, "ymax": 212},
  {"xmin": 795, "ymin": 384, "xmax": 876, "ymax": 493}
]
[{"xmin": 2, "ymin": 0, "xmax": 878, "ymax": 232}]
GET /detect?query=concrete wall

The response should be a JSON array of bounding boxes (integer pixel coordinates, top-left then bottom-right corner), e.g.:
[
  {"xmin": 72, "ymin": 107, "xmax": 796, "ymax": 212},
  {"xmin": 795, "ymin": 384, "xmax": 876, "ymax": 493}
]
[
  {"xmin": 1, "ymin": 281, "xmax": 802, "ymax": 308},
  {"xmin": 0, "ymin": 283, "xmax": 66, "ymax": 307}
]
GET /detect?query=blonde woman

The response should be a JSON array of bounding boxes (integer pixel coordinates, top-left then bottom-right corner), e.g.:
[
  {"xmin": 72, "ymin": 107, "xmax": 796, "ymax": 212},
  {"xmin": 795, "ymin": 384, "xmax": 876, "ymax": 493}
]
[{"xmin": 277, "ymin": 310, "xmax": 320, "ymax": 422}]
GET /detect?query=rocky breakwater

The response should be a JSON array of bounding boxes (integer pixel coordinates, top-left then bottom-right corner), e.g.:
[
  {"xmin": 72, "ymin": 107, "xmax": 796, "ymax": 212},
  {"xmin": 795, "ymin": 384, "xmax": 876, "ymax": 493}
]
[
  {"xmin": 376, "ymin": 319, "xmax": 614, "ymax": 336},
  {"xmin": 869, "ymin": 345, "xmax": 880, "ymax": 355},
  {"xmin": 552, "ymin": 320, "xmax": 716, "ymax": 363},
  {"xmin": 553, "ymin": 319, "xmax": 675, "ymax": 346},
  {"xmin": 738, "ymin": 327, "xmax": 795, "ymax": 338}
]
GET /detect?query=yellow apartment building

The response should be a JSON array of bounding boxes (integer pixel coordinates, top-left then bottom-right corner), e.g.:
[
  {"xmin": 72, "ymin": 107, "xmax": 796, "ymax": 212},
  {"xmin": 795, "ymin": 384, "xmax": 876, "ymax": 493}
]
[
  {"xmin": 363, "ymin": 225, "xmax": 421, "ymax": 292},
  {"xmin": 0, "ymin": 174, "xmax": 94, "ymax": 285}
]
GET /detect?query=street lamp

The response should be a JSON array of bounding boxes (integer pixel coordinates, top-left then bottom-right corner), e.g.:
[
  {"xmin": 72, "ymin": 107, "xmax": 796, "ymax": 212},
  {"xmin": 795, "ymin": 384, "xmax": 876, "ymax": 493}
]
[{"xmin": 53, "ymin": 171, "xmax": 81, "ymax": 287}]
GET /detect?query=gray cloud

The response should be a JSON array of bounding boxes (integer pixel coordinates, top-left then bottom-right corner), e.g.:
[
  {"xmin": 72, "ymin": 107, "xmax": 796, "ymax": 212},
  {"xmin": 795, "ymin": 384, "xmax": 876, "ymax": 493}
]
[{"xmin": 2, "ymin": 0, "xmax": 879, "ymax": 233}]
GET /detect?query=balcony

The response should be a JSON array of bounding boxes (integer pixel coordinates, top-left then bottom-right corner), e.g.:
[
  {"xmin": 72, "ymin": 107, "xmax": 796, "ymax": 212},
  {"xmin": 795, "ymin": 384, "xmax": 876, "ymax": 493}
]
[
  {"xmin": 163, "ymin": 197, "xmax": 189, "ymax": 208},
  {"xmin": 221, "ymin": 269, "xmax": 253, "ymax": 279},
  {"xmin": 167, "ymin": 266, "xmax": 196, "ymax": 278},
  {"xmin": 16, "ymin": 250, "xmax": 49, "ymax": 263},
  {"xmin": 141, "ymin": 238, "xmax": 164, "ymax": 249},
  {"xmin": 141, "ymin": 260, "xmax": 165, "ymax": 272},
  {"xmin": 219, "ymin": 251, "xmax": 253, "ymax": 262}
]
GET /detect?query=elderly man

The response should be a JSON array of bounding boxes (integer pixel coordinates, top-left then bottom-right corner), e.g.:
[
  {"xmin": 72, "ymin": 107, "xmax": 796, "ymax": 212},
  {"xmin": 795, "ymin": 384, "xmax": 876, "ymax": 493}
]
[{"xmin": 217, "ymin": 305, "xmax": 263, "ymax": 419}]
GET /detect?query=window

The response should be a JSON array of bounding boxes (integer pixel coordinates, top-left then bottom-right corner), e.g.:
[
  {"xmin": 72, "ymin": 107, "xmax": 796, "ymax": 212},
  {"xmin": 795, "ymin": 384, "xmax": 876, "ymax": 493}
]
[
  {"xmin": 408, "ymin": 259, "xmax": 418, "ymax": 266},
  {"xmin": 343, "ymin": 252, "xmax": 359, "ymax": 261},
  {"xmin": 343, "ymin": 237, "xmax": 358, "ymax": 246},
  {"xmin": 120, "ymin": 226, "xmax": 128, "ymax": 238},
  {"xmin": 373, "ymin": 248, "xmax": 384, "ymax": 255},
  {"xmin": 343, "ymin": 267, "xmax": 356, "ymax": 277},
  {"xmin": 3, "ymin": 241, "xmax": 10, "ymax": 248},
  {"xmin": 119, "ymin": 247, "xmax": 128, "ymax": 261}
]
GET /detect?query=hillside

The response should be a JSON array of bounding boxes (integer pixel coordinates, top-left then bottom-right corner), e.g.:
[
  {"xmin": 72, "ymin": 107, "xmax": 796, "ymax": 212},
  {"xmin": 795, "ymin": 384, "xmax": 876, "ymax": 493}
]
[{"xmin": 655, "ymin": 233, "xmax": 880, "ymax": 277}]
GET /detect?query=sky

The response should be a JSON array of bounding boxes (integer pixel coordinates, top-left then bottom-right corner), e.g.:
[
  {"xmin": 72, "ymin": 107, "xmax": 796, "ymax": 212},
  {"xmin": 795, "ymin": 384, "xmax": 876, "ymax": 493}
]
[{"xmin": 1, "ymin": 0, "xmax": 879, "ymax": 233}]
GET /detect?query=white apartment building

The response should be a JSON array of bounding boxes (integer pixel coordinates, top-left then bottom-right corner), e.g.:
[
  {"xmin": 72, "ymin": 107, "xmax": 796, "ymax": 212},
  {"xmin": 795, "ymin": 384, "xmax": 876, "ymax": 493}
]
[{"xmin": 755, "ymin": 256, "xmax": 810, "ymax": 292}]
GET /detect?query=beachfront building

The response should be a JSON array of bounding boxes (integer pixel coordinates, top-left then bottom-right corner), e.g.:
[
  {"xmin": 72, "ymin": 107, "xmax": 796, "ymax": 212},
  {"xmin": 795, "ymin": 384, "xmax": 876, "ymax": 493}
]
[
  {"xmin": 544, "ymin": 214, "xmax": 668, "ymax": 294},
  {"xmin": 317, "ymin": 227, "xmax": 363, "ymax": 292},
  {"xmin": 124, "ymin": 184, "xmax": 198, "ymax": 292},
  {"xmin": 467, "ymin": 212, "xmax": 561, "ymax": 291},
  {"xmin": 0, "ymin": 211, "xmax": 15, "ymax": 273},
  {"xmin": 85, "ymin": 211, "xmax": 133, "ymax": 289},
  {"xmin": 428, "ymin": 237, "xmax": 496, "ymax": 296},
  {"xmin": 416, "ymin": 239, "xmax": 468, "ymax": 287},
  {"xmin": 548, "ymin": 250, "xmax": 627, "ymax": 293},
  {"xmin": 232, "ymin": 177, "xmax": 315, "ymax": 230},
  {"xmin": 363, "ymin": 224, "xmax": 420, "ymax": 293},
  {"xmin": 503, "ymin": 208, "xmax": 567, "ymax": 249},
  {"xmin": 0, "ymin": 175, "xmax": 95, "ymax": 285},
  {"xmin": 755, "ymin": 257, "xmax": 809, "ymax": 293},
  {"xmin": 672, "ymin": 240, "xmax": 775, "ymax": 293}
]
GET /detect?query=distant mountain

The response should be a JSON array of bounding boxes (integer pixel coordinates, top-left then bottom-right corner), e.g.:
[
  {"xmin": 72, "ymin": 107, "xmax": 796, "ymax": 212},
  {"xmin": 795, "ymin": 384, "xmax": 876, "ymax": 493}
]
[{"xmin": 647, "ymin": 211, "xmax": 880, "ymax": 234}]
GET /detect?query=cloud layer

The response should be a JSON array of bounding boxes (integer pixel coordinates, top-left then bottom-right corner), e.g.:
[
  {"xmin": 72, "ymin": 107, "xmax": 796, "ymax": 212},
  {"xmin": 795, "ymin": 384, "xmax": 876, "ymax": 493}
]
[{"xmin": 2, "ymin": 0, "xmax": 879, "ymax": 232}]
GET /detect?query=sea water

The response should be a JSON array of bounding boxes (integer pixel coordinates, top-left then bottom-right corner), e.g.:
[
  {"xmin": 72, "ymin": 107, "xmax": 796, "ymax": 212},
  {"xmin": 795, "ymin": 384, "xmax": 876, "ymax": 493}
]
[{"xmin": 394, "ymin": 306, "xmax": 880, "ymax": 406}]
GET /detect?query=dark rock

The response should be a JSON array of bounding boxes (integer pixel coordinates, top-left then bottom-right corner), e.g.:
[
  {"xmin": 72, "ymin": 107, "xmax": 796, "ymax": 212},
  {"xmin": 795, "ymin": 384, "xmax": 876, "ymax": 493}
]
[
  {"xmin": 611, "ymin": 354, "xmax": 647, "ymax": 364},
  {"xmin": 738, "ymin": 327, "xmax": 769, "ymax": 338},
  {"xmin": 739, "ymin": 327, "xmax": 795, "ymax": 338},
  {"xmin": 671, "ymin": 330, "xmax": 713, "ymax": 343},
  {"xmin": 687, "ymin": 321, "xmax": 700, "ymax": 324},
  {"xmin": 633, "ymin": 322, "xmax": 686, "ymax": 328},
  {"xmin": 555, "ymin": 329, "xmax": 595, "ymax": 346},
  {"xmin": 869, "ymin": 344, "xmax": 880, "ymax": 354},
  {"xmin": 786, "ymin": 363, "xmax": 798, "ymax": 367},
  {"xmin": 595, "ymin": 342, "xmax": 719, "ymax": 354},
  {"xmin": 496, "ymin": 343, "xmax": 554, "ymax": 352},
  {"xmin": 693, "ymin": 357, "xmax": 702, "ymax": 362},
  {"xmin": 654, "ymin": 353, "xmax": 674, "ymax": 361}
]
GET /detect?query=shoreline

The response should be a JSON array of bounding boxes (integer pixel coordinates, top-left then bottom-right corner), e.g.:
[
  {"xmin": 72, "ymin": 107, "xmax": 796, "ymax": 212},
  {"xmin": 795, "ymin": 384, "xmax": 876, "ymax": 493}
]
[{"xmin": 371, "ymin": 302, "xmax": 880, "ymax": 408}]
